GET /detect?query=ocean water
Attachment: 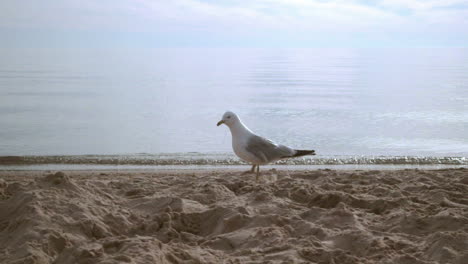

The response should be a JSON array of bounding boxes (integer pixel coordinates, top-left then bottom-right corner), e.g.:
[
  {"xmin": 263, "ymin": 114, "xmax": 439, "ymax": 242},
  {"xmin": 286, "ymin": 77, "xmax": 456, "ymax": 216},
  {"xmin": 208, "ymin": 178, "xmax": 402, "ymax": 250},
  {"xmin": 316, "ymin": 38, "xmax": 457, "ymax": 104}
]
[{"xmin": 0, "ymin": 48, "xmax": 467, "ymax": 164}]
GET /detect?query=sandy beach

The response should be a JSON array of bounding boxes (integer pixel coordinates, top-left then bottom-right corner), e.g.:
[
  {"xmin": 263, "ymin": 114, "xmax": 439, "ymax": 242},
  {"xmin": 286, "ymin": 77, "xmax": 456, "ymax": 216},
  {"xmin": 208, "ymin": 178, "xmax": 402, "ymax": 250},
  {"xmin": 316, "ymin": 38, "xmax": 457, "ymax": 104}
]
[{"xmin": 0, "ymin": 168, "xmax": 467, "ymax": 263}]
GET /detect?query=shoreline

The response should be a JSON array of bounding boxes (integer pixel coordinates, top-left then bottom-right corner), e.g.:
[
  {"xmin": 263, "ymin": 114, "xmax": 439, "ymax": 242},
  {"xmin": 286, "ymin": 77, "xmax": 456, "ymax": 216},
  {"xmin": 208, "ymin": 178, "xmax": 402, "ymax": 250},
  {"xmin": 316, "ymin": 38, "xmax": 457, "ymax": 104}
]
[
  {"xmin": 1, "ymin": 154, "xmax": 466, "ymax": 167},
  {"xmin": 1, "ymin": 168, "xmax": 467, "ymax": 263}
]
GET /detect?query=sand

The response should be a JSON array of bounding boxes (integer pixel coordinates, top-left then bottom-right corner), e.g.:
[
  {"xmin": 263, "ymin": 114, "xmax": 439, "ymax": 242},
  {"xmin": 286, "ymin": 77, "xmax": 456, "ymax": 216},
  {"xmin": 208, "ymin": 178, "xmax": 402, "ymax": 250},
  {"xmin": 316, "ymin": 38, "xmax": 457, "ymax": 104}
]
[{"xmin": 0, "ymin": 168, "xmax": 467, "ymax": 264}]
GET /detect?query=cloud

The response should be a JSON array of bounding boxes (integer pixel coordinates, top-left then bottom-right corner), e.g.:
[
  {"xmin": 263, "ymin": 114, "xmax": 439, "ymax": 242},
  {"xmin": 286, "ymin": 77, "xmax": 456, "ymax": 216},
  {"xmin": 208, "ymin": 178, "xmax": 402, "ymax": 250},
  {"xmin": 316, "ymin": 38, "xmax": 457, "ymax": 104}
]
[
  {"xmin": 380, "ymin": 0, "xmax": 468, "ymax": 10},
  {"xmin": 1, "ymin": 0, "xmax": 467, "ymax": 47},
  {"xmin": 135, "ymin": 0, "xmax": 468, "ymax": 35}
]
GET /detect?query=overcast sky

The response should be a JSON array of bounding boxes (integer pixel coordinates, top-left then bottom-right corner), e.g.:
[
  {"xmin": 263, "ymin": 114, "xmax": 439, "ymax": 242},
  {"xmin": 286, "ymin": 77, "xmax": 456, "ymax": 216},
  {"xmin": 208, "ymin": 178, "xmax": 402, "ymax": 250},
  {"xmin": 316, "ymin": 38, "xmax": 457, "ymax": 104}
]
[{"xmin": 2, "ymin": 0, "xmax": 468, "ymax": 48}]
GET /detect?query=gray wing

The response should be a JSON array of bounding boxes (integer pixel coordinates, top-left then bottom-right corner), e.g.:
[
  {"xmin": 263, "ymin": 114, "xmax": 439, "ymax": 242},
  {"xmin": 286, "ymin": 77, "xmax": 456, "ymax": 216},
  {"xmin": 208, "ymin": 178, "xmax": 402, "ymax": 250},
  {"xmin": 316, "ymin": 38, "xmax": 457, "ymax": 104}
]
[{"xmin": 245, "ymin": 135, "xmax": 295, "ymax": 164}]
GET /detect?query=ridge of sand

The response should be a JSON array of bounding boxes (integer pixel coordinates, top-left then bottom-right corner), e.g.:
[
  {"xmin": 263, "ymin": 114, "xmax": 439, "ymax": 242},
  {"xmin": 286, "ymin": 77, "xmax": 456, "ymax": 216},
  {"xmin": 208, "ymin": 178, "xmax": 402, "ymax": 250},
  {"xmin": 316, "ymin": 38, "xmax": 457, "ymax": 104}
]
[{"xmin": 0, "ymin": 169, "xmax": 467, "ymax": 263}]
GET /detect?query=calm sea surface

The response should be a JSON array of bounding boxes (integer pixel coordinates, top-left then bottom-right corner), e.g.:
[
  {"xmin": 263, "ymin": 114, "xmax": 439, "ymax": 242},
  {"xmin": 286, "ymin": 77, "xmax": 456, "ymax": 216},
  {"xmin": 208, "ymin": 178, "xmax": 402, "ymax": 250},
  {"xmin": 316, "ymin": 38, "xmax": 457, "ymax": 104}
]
[{"xmin": 1, "ymin": 48, "xmax": 467, "ymax": 161}]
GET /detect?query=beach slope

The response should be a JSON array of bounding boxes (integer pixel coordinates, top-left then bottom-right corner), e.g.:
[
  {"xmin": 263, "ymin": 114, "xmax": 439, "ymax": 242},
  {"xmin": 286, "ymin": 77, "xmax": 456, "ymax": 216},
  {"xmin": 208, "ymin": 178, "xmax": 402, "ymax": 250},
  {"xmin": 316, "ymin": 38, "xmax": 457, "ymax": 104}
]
[{"xmin": 0, "ymin": 168, "xmax": 467, "ymax": 263}]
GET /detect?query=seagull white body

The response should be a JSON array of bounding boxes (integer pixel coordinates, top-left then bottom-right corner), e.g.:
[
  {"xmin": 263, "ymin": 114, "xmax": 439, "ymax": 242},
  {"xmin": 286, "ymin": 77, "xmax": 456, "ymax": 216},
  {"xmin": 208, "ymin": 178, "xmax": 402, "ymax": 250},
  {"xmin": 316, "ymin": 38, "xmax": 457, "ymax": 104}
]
[
  {"xmin": 227, "ymin": 118, "xmax": 266, "ymax": 165},
  {"xmin": 217, "ymin": 111, "xmax": 315, "ymax": 180}
]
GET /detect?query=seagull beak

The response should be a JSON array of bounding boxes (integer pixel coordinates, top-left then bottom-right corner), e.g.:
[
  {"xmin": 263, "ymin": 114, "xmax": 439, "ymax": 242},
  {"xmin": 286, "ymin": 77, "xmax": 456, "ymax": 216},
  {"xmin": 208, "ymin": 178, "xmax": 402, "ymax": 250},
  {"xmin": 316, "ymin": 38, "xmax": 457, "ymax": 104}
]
[{"xmin": 217, "ymin": 120, "xmax": 225, "ymax": 126}]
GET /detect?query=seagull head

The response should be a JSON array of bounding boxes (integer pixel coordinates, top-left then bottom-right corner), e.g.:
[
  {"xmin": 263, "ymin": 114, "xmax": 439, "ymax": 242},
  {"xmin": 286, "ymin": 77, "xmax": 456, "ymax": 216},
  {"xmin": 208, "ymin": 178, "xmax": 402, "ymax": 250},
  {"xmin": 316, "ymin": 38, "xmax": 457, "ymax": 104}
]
[{"xmin": 217, "ymin": 111, "xmax": 240, "ymax": 127}]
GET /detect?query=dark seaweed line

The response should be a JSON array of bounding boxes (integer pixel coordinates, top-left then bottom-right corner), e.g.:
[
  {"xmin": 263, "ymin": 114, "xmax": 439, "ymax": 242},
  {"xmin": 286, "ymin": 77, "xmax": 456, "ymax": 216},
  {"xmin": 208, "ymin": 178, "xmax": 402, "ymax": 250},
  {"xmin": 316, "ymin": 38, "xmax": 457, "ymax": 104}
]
[{"xmin": 0, "ymin": 155, "xmax": 466, "ymax": 166}]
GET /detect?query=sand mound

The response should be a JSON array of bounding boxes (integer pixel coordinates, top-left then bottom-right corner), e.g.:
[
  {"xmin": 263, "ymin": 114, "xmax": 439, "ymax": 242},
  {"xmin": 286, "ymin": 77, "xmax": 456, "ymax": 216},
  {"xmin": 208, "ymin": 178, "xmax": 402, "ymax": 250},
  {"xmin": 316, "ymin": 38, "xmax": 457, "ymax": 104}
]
[{"xmin": 0, "ymin": 168, "xmax": 467, "ymax": 263}]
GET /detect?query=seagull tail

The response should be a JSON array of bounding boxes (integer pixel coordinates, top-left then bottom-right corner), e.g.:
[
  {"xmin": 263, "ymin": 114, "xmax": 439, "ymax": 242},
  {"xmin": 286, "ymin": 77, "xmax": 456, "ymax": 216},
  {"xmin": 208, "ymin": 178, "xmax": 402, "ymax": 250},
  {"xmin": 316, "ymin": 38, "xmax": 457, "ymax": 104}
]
[{"xmin": 292, "ymin": 149, "xmax": 316, "ymax": 157}]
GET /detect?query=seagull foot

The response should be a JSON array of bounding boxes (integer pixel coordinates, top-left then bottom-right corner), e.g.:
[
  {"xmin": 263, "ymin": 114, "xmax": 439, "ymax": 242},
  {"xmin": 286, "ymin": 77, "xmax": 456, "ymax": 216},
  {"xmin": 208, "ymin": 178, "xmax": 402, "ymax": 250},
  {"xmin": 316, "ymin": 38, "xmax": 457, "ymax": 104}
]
[{"xmin": 242, "ymin": 165, "xmax": 257, "ymax": 175}]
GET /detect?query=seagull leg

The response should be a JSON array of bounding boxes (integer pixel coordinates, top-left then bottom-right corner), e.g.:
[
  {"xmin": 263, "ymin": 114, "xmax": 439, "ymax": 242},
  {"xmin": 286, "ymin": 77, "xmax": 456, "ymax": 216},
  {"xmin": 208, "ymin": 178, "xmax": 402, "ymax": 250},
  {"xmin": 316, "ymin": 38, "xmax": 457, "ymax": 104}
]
[
  {"xmin": 242, "ymin": 165, "xmax": 256, "ymax": 175},
  {"xmin": 256, "ymin": 166, "xmax": 260, "ymax": 182},
  {"xmin": 250, "ymin": 165, "xmax": 256, "ymax": 173}
]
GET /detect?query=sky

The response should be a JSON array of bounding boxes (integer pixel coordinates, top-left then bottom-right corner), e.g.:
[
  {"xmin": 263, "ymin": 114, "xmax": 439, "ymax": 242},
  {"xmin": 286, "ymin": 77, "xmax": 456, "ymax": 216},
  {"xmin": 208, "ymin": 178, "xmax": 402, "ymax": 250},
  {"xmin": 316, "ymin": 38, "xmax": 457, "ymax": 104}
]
[{"xmin": 1, "ymin": 0, "xmax": 468, "ymax": 48}]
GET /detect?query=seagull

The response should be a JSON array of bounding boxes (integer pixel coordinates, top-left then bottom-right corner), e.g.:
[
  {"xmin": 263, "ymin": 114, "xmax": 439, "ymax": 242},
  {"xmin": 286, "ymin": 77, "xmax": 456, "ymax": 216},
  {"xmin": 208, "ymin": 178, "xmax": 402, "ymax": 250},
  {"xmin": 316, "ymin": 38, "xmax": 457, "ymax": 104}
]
[{"xmin": 217, "ymin": 111, "xmax": 316, "ymax": 181}]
